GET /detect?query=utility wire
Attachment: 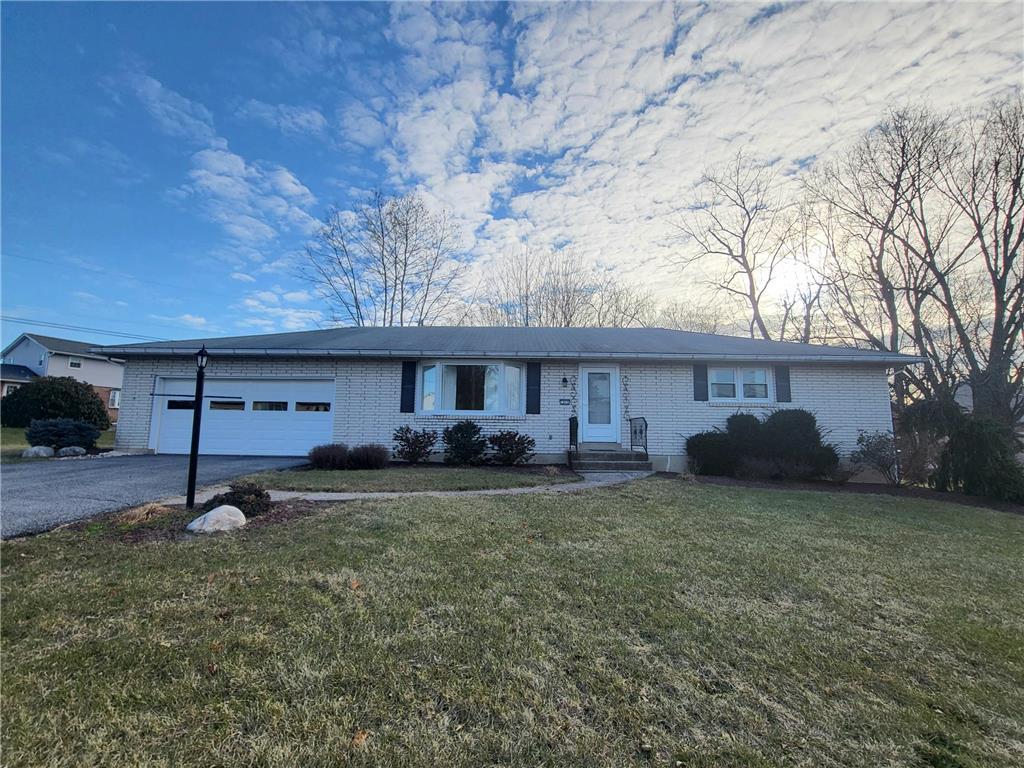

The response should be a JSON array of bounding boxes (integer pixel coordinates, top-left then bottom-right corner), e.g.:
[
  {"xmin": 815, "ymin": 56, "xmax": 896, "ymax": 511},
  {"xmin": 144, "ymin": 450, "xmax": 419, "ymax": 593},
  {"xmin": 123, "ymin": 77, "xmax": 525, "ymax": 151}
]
[
  {"xmin": 0, "ymin": 315, "xmax": 168, "ymax": 341},
  {"xmin": 2, "ymin": 252, "xmax": 237, "ymax": 300}
]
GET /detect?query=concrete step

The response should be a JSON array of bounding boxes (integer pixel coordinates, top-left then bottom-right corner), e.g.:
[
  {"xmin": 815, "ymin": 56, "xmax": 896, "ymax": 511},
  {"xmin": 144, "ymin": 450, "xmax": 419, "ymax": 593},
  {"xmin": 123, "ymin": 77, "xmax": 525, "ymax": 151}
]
[
  {"xmin": 572, "ymin": 460, "xmax": 653, "ymax": 472},
  {"xmin": 570, "ymin": 450, "xmax": 649, "ymax": 462}
]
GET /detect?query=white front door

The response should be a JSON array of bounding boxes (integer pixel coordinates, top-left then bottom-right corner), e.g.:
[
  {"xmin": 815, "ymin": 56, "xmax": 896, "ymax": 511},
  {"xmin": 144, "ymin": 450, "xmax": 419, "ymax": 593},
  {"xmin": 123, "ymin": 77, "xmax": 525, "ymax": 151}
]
[{"xmin": 579, "ymin": 365, "xmax": 619, "ymax": 443}]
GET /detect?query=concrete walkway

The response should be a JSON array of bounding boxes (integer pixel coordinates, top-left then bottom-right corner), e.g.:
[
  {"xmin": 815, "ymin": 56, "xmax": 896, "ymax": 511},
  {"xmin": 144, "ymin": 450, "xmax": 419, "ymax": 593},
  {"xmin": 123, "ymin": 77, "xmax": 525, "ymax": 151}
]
[{"xmin": 160, "ymin": 471, "xmax": 653, "ymax": 505}]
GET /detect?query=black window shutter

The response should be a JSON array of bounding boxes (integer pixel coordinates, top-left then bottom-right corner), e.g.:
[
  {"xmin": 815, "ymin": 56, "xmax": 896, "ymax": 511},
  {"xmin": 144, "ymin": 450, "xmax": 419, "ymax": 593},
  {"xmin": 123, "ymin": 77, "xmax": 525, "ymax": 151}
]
[
  {"xmin": 775, "ymin": 365, "xmax": 792, "ymax": 402},
  {"xmin": 526, "ymin": 362, "xmax": 541, "ymax": 414},
  {"xmin": 693, "ymin": 363, "xmax": 708, "ymax": 401},
  {"xmin": 400, "ymin": 361, "xmax": 417, "ymax": 413}
]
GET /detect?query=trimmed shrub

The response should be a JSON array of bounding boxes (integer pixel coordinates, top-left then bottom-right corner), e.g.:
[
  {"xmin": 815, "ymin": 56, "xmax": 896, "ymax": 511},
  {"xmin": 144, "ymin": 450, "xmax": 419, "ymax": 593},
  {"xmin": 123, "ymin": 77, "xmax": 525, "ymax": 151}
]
[
  {"xmin": 392, "ymin": 426, "xmax": 438, "ymax": 464},
  {"xmin": 442, "ymin": 420, "xmax": 488, "ymax": 465},
  {"xmin": 850, "ymin": 430, "xmax": 899, "ymax": 486},
  {"xmin": 25, "ymin": 418, "xmax": 101, "ymax": 450},
  {"xmin": 488, "ymin": 430, "xmax": 536, "ymax": 466},
  {"xmin": 725, "ymin": 413, "xmax": 762, "ymax": 456},
  {"xmin": 685, "ymin": 432, "xmax": 738, "ymax": 476},
  {"xmin": 761, "ymin": 409, "xmax": 838, "ymax": 480},
  {"xmin": 1, "ymin": 376, "xmax": 110, "ymax": 429},
  {"xmin": 347, "ymin": 444, "xmax": 390, "ymax": 470},
  {"xmin": 686, "ymin": 409, "xmax": 838, "ymax": 481},
  {"xmin": 309, "ymin": 443, "xmax": 348, "ymax": 470},
  {"xmin": 202, "ymin": 481, "xmax": 272, "ymax": 517}
]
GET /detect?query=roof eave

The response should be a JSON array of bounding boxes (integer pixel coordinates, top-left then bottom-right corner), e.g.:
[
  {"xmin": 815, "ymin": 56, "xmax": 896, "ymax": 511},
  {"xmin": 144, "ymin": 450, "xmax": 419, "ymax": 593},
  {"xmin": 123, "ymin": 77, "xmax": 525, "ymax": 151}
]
[{"xmin": 94, "ymin": 346, "xmax": 924, "ymax": 365}]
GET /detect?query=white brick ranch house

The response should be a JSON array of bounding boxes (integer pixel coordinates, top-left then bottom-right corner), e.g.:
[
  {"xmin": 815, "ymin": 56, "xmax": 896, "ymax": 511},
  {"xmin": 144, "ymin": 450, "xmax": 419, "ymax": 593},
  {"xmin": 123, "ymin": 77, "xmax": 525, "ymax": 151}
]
[{"xmin": 95, "ymin": 326, "xmax": 918, "ymax": 472}]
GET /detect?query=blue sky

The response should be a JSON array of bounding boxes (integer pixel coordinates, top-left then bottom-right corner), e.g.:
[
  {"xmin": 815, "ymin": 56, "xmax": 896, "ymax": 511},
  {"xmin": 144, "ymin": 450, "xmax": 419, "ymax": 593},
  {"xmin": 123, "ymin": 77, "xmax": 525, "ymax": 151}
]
[{"xmin": 2, "ymin": 1, "xmax": 1022, "ymax": 348}]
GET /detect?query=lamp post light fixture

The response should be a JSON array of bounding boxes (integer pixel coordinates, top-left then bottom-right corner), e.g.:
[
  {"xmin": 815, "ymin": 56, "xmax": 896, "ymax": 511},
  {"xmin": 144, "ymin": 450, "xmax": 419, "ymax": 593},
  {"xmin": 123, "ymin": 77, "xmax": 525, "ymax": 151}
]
[{"xmin": 185, "ymin": 346, "xmax": 209, "ymax": 509}]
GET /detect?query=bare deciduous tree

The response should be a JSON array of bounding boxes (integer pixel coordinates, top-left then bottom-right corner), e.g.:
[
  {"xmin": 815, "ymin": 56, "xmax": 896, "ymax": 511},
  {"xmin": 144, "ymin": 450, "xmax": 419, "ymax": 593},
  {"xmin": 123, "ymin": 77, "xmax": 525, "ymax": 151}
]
[
  {"xmin": 806, "ymin": 97, "xmax": 1024, "ymax": 424},
  {"xmin": 653, "ymin": 300, "xmax": 727, "ymax": 334},
  {"xmin": 473, "ymin": 248, "xmax": 653, "ymax": 328},
  {"xmin": 670, "ymin": 151, "xmax": 795, "ymax": 340},
  {"xmin": 303, "ymin": 193, "xmax": 467, "ymax": 327}
]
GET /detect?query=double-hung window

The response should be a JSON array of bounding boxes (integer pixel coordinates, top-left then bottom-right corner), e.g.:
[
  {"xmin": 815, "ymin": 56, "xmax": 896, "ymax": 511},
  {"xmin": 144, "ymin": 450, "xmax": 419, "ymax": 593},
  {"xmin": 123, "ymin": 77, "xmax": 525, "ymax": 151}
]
[
  {"xmin": 709, "ymin": 366, "xmax": 770, "ymax": 403},
  {"xmin": 420, "ymin": 362, "xmax": 524, "ymax": 415}
]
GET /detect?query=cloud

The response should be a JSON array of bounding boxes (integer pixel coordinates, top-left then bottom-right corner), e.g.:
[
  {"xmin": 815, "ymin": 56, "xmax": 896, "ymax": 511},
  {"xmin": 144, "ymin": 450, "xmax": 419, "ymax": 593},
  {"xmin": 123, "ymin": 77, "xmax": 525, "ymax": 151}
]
[
  {"xmin": 179, "ymin": 147, "xmax": 318, "ymax": 244},
  {"xmin": 282, "ymin": 289, "xmax": 312, "ymax": 303},
  {"xmin": 338, "ymin": 102, "xmax": 386, "ymax": 147},
  {"xmin": 239, "ymin": 292, "xmax": 324, "ymax": 331},
  {"xmin": 122, "ymin": 71, "xmax": 223, "ymax": 147},
  {"xmin": 150, "ymin": 313, "xmax": 211, "ymax": 329},
  {"xmin": 253, "ymin": 290, "xmax": 279, "ymax": 304},
  {"xmin": 237, "ymin": 99, "xmax": 328, "ymax": 136},
  {"xmin": 361, "ymin": 1, "xmax": 1023, "ymax": 298},
  {"xmin": 230, "ymin": 271, "xmax": 256, "ymax": 282},
  {"xmin": 38, "ymin": 138, "xmax": 149, "ymax": 185},
  {"xmin": 114, "ymin": 70, "xmax": 319, "ymax": 252}
]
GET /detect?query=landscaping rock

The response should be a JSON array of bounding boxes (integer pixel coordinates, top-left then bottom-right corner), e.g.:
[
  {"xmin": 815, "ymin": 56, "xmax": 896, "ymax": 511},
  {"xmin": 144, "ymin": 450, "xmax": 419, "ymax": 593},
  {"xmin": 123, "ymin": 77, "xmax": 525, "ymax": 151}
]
[
  {"xmin": 21, "ymin": 446, "xmax": 54, "ymax": 458},
  {"xmin": 186, "ymin": 505, "xmax": 246, "ymax": 534},
  {"xmin": 57, "ymin": 446, "xmax": 87, "ymax": 457}
]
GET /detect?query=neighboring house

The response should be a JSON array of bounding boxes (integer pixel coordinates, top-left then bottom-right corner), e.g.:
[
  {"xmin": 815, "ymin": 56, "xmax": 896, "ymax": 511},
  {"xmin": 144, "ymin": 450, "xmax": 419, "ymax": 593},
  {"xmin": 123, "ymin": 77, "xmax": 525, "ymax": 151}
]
[
  {"xmin": 1, "ymin": 333, "xmax": 125, "ymax": 423},
  {"xmin": 0, "ymin": 363, "xmax": 38, "ymax": 396},
  {"xmin": 96, "ymin": 327, "xmax": 918, "ymax": 471}
]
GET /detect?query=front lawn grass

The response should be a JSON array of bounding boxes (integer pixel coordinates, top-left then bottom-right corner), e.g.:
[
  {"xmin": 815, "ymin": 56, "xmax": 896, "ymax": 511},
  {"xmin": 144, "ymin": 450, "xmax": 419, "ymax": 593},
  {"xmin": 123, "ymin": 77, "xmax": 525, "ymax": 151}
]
[
  {"xmin": 0, "ymin": 425, "xmax": 115, "ymax": 462},
  {"xmin": 2, "ymin": 477, "xmax": 1023, "ymax": 767},
  {"xmin": 242, "ymin": 464, "xmax": 580, "ymax": 492}
]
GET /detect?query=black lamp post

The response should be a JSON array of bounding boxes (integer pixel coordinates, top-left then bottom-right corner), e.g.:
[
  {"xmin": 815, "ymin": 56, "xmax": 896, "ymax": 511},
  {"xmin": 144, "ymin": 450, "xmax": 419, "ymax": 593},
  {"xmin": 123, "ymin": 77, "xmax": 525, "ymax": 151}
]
[{"xmin": 185, "ymin": 345, "xmax": 209, "ymax": 509}]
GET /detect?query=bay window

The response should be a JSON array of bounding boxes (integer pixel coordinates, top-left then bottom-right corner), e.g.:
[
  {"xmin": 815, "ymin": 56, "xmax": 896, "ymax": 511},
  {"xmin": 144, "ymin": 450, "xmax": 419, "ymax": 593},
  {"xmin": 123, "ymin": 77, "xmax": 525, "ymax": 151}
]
[
  {"xmin": 420, "ymin": 362, "xmax": 524, "ymax": 415},
  {"xmin": 709, "ymin": 366, "xmax": 770, "ymax": 402}
]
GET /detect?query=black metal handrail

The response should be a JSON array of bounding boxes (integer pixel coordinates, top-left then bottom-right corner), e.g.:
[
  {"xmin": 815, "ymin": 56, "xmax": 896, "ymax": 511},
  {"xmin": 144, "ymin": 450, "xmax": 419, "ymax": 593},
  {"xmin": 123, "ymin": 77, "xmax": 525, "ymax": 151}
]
[
  {"xmin": 629, "ymin": 416, "xmax": 648, "ymax": 455},
  {"xmin": 568, "ymin": 416, "xmax": 579, "ymax": 469}
]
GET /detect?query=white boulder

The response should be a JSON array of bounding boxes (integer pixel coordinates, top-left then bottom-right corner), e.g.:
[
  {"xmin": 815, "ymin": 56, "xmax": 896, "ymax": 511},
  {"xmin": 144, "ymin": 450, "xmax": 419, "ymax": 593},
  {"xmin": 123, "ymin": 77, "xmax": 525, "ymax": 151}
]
[
  {"xmin": 57, "ymin": 446, "xmax": 87, "ymax": 457},
  {"xmin": 186, "ymin": 505, "xmax": 246, "ymax": 534},
  {"xmin": 21, "ymin": 446, "xmax": 54, "ymax": 458}
]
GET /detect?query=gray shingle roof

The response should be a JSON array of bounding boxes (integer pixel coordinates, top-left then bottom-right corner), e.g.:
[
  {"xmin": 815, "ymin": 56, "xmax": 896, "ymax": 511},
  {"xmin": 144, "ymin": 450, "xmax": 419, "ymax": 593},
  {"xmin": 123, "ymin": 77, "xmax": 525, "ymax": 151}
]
[
  {"xmin": 1, "ymin": 363, "xmax": 38, "ymax": 382},
  {"xmin": 93, "ymin": 326, "xmax": 921, "ymax": 365},
  {"xmin": 24, "ymin": 333, "xmax": 106, "ymax": 357}
]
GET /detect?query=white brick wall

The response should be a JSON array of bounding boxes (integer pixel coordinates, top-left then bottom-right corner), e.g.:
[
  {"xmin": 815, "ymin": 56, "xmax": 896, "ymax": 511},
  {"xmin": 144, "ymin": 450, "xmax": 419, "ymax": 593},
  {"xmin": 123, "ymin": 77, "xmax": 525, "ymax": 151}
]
[
  {"xmin": 116, "ymin": 356, "xmax": 894, "ymax": 470},
  {"xmin": 617, "ymin": 362, "xmax": 894, "ymax": 471}
]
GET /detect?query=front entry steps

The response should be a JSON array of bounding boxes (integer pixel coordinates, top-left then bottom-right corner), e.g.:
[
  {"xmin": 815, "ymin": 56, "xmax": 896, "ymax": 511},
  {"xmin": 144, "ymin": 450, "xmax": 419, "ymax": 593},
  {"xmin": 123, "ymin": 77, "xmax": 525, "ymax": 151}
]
[{"xmin": 569, "ymin": 449, "xmax": 652, "ymax": 472}]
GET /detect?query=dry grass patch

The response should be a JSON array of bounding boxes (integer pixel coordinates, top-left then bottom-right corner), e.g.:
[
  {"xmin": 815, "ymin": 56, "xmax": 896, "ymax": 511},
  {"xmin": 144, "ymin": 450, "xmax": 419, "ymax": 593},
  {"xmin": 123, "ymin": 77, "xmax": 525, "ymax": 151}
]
[
  {"xmin": 2, "ymin": 477, "xmax": 1022, "ymax": 767},
  {"xmin": 242, "ymin": 464, "xmax": 580, "ymax": 492},
  {"xmin": 113, "ymin": 503, "xmax": 175, "ymax": 526}
]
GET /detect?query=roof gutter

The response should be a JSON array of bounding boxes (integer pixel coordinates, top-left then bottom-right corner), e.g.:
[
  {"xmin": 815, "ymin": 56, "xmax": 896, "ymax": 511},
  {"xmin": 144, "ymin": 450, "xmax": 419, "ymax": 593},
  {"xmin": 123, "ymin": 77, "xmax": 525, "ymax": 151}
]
[{"xmin": 92, "ymin": 346, "xmax": 924, "ymax": 365}]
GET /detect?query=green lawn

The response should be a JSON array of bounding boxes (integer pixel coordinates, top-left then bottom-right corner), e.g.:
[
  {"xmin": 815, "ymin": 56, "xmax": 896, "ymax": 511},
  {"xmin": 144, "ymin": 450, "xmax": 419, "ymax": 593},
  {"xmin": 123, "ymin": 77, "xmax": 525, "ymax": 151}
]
[
  {"xmin": 2, "ymin": 478, "xmax": 1022, "ymax": 767},
  {"xmin": 0, "ymin": 425, "xmax": 115, "ymax": 462},
  {"xmin": 243, "ymin": 464, "xmax": 580, "ymax": 492}
]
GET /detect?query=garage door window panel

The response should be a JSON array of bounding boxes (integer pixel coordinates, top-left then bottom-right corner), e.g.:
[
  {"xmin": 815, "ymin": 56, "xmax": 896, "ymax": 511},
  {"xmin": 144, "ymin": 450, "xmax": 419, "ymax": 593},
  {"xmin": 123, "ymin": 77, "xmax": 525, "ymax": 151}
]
[
  {"xmin": 210, "ymin": 400, "xmax": 244, "ymax": 411},
  {"xmin": 253, "ymin": 401, "xmax": 288, "ymax": 411},
  {"xmin": 296, "ymin": 402, "xmax": 331, "ymax": 412},
  {"xmin": 167, "ymin": 400, "xmax": 195, "ymax": 410}
]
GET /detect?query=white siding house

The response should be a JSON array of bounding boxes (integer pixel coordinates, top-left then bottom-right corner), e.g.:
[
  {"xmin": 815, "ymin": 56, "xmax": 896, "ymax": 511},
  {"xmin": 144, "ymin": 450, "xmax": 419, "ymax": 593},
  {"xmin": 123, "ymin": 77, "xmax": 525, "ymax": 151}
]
[
  {"xmin": 1, "ymin": 333, "xmax": 125, "ymax": 421},
  {"xmin": 98, "ymin": 327, "xmax": 915, "ymax": 472}
]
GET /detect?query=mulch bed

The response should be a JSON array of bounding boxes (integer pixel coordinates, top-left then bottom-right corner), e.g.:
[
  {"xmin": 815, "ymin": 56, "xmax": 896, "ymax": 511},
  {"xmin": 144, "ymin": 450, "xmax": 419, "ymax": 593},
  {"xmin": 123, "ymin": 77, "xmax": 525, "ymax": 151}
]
[
  {"xmin": 73, "ymin": 499, "xmax": 335, "ymax": 545},
  {"xmin": 681, "ymin": 473, "xmax": 1023, "ymax": 514}
]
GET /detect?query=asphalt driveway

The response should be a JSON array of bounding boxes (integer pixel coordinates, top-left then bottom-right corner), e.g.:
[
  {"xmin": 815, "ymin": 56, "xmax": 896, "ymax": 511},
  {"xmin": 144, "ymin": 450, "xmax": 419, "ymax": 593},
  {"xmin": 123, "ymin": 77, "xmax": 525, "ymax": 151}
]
[{"xmin": 0, "ymin": 455, "xmax": 304, "ymax": 538}]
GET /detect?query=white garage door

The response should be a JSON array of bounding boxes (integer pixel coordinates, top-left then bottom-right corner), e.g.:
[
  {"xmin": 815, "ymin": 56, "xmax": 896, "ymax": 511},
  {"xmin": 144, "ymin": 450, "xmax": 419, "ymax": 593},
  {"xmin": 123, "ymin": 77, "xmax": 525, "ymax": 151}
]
[{"xmin": 154, "ymin": 378, "xmax": 335, "ymax": 456}]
